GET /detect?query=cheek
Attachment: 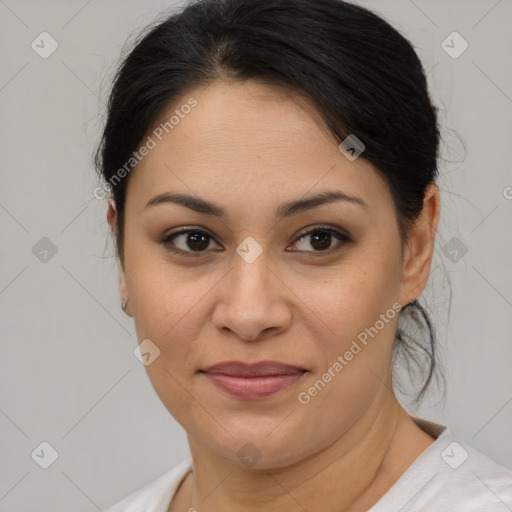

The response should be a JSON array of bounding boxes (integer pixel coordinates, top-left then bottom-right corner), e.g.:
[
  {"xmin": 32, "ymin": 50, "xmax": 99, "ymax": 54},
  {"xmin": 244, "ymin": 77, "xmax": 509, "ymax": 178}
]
[
  {"xmin": 124, "ymin": 238, "xmax": 208, "ymax": 339},
  {"xmin": 125, "ymin": 256, "xmax": 208, "ymax": 424},
  {"xmin": 293, "ymin": 266, "xmax": 402, "ymax": 444},
  {"xmin": 304, "ymin": 245, "xmax": 402, "ymax": 351}
]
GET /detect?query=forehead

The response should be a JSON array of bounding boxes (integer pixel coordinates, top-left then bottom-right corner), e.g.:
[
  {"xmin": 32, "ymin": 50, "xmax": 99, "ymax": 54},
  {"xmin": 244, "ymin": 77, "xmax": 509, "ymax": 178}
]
[{"xmin": 125, "ymin": 79, "xmax": 390, "ymax": 214}]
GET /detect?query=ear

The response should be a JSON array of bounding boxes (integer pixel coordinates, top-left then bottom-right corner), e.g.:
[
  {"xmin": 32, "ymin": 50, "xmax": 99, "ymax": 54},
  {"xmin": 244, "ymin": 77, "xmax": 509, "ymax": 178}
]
[
  {"xmin": 399, "ymin": 183, "xmax": 441, "ymax": 307},
  {"xmin": 107, "ymin": 200, "xmax": 132, "ymax": 316}
]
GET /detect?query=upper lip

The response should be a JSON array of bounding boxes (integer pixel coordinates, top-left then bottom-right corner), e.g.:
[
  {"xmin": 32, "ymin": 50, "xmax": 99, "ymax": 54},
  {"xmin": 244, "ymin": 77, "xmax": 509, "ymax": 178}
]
[{"xmin": 201, "ymin": 360, "xmax": 306, "ymax": 377}]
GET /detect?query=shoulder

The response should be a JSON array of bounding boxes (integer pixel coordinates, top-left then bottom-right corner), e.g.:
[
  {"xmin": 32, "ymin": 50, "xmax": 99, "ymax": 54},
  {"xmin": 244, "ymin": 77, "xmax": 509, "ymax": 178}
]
[
  {"xmin": 104, "ymin": 457, "xmax": 193, "ymax": 512},
  {"xmin": 371, "ymin": 427, "xmax": 512, "ymax": 511},
  {"xmin": 431, "ymin": 433, "xmax": 512, "ymax": 510}
]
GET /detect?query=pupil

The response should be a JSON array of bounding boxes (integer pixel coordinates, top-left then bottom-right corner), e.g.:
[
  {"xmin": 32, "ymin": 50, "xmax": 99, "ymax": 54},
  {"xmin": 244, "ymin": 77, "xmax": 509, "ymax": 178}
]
[
  {"xmin": 311, "ymin": 231, "xmax": 331, "ymax": 251},
  {"xmin": 188, "ymin": 232, "xmax": 209, "ymax": 251}
]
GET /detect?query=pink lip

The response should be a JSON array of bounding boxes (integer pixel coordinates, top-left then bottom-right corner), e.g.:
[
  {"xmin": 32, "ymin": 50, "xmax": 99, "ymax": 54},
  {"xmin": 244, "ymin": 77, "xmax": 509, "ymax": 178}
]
[{"xmin": 201, "ymin": 361, "xmax": 307, "ymax": 399}]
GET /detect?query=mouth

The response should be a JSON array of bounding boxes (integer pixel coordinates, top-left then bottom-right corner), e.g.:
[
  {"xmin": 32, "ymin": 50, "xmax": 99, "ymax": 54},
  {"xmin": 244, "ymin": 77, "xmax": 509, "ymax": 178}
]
[{"xmin": 200, "ymin": 361, "xmax": 307, "ymax": 399}]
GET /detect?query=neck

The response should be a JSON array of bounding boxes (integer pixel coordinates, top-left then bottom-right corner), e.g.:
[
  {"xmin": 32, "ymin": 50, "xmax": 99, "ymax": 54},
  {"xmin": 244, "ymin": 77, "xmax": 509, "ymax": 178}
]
[{"xmin": 178, "ymin": 390, "xmax": 434, "ymax": 512}]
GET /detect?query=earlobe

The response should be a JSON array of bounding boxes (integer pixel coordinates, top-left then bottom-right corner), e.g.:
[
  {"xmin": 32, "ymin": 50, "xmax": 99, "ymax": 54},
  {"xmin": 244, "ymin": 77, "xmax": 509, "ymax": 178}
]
[
  {"xmin": 119, "ymin": 267, "xmax": 132, "ymax": 316},
  {"xmin": 399, "ymin": 184, "xmax": 441, "ymax": 307},
  {"xmin": 107, "ymin": 199, "xmax": 117, "ymax": 231},
  {"xmin": 108, "ymin": 200, "xmax": 132, "ymax": 316}
]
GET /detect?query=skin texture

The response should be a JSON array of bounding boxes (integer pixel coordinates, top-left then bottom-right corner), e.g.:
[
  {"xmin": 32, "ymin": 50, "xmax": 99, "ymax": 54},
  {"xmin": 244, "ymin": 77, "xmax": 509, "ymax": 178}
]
[{"xmin": 107, "ymin": 79, "xmax": 441, "ymax": 512}]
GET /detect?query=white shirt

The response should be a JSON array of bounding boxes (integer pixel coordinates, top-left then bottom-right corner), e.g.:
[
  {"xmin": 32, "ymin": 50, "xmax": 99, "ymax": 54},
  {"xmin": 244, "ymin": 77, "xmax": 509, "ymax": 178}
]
[{"xmin": 105, "ymin": 421, "xmax": 512, "ymax": 512}]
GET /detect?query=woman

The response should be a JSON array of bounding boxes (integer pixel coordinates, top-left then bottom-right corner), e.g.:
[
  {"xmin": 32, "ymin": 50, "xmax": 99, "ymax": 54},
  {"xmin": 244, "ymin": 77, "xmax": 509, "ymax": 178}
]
[{"xmin": 97, "ymin": 0, "xmax": 512, "ymax": 510}]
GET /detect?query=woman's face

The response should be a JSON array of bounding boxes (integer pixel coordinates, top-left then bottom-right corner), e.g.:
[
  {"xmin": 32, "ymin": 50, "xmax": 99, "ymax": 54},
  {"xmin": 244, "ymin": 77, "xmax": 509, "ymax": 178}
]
[{"xmin": 110, "ymin": 79, "xmax": 435, "ymax": 468}]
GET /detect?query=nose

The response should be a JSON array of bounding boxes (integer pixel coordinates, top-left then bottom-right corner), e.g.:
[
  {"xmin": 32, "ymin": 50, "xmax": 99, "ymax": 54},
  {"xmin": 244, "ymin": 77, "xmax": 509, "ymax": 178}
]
[{"xmin": 212, "ymin": 250, "xmax": 292, "ymax": 341}]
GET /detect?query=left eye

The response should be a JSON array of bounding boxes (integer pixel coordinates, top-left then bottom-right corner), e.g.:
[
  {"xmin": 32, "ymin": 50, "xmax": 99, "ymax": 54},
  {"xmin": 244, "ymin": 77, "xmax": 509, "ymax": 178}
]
[
  {"xmin": 160, "ymin": 226, "xmax": 352, "ymax": 256},
  {"xmin": 291, "ymin": 227, "xmax": 351, "ymax": 253}
]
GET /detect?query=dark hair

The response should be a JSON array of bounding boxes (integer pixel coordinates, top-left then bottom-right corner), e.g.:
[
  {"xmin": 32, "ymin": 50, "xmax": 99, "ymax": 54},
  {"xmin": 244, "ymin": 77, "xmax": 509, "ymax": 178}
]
[{"xmin": 94, "ymin": 0, "xmax": 445, "ymax": 404}]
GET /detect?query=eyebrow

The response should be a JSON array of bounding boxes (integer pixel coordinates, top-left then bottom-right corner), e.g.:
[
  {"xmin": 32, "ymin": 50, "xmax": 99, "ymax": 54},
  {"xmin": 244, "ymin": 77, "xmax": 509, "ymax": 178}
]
[{"xmin": 144, "ymin": 189, "xmax": 368, "ymax": 220}]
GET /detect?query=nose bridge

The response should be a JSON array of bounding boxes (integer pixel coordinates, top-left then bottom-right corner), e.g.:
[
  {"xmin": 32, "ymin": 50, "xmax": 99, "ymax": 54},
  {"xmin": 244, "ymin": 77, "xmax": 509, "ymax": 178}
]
[
  {"xmin": 229, "ymin": 243, "xmax": 273, "ymax": 307},
  {"xmin": 214, "ymin": 241, "xmax": 289, "ymax": 340}
]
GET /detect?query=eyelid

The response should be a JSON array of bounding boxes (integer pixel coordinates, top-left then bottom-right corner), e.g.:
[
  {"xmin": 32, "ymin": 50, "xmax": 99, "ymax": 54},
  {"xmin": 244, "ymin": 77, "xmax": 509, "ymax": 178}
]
[{"xmin": 293, "ymin": 224, "xmax": 350, "ymax": 241}]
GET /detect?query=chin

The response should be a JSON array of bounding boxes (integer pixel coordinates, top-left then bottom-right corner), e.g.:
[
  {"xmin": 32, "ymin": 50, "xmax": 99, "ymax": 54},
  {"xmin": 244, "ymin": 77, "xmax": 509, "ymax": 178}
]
[{"xmin": 192, "ymin": 420, "xmax": 317, "ymax": 471}]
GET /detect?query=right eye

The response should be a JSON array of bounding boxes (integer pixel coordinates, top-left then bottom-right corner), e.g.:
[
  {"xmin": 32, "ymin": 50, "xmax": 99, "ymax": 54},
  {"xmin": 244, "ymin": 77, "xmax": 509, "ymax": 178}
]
[{"xmin": 160, "ymin": 228, "xmax": 223, "ymax": 257}]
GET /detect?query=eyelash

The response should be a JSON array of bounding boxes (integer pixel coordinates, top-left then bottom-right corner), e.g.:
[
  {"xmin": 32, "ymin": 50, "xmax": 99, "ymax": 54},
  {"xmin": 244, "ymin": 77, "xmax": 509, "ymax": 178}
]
[{"xmin": 159, "ymin": 225, "xmax": 353, "ymax": 258}]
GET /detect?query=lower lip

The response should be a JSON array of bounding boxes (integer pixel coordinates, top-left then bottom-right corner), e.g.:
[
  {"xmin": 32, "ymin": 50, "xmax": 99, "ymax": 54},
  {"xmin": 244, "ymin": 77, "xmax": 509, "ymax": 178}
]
[{"xmin": 202, "ymin": 372, "xmax": 306, "ymax": 399}]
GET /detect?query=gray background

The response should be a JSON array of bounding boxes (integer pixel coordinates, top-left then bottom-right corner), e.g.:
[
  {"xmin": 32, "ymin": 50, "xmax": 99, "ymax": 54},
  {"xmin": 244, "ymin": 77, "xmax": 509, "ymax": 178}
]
[{"xmin": 0, "ymin": 0, "xmax": 511, "ymax": 509}]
